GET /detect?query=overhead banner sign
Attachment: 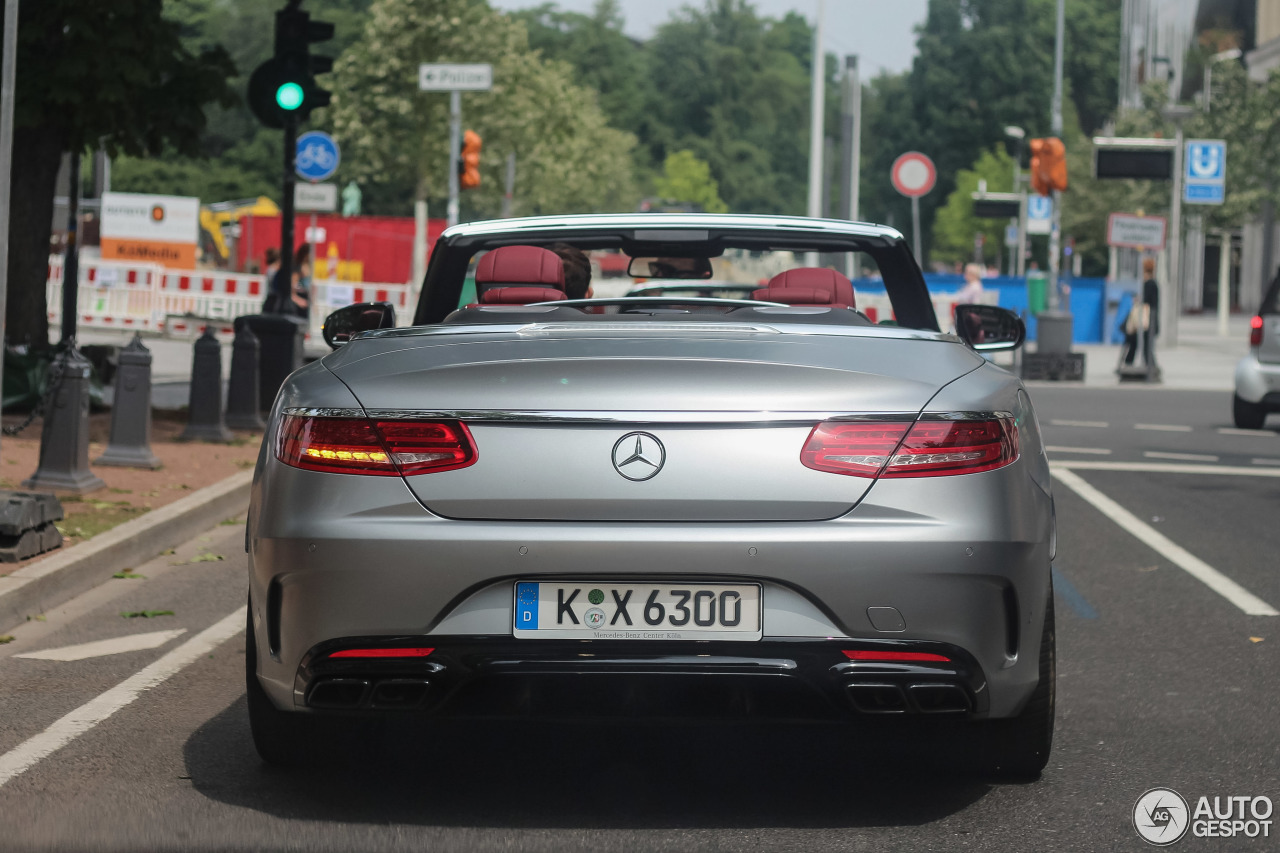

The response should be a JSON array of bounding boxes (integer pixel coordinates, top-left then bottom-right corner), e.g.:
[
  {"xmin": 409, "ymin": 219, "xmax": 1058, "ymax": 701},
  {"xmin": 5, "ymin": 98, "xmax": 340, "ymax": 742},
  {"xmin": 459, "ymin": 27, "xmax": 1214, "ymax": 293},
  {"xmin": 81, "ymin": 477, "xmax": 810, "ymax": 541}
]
[
  {"xmin": 1107, "ymin": 213, "xmax": 1167, "ymax": 250},
  {"xmin": 100, "ymin": 192, "xmax": 199, "ymax": 268}
]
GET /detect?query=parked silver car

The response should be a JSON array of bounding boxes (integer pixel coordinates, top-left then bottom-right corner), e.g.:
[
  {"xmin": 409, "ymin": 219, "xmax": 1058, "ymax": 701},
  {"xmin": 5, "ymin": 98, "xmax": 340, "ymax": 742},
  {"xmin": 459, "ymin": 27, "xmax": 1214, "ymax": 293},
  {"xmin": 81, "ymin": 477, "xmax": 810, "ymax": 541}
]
[
  {"xmin": 1233, "ymin": 273, "xmax": 1280, "ymax": 428},
  {"xmin": 246, "ymin": 214, "xmax": 1055, "ymax": 777}
]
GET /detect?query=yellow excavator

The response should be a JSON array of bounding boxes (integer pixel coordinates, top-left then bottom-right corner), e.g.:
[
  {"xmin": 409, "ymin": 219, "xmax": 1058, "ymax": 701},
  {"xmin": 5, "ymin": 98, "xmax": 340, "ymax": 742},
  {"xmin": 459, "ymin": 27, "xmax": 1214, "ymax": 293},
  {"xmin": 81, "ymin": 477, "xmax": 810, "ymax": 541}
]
[{"xmin": 199, "ymin": 196, "xmax": 280, "ymax": 268}]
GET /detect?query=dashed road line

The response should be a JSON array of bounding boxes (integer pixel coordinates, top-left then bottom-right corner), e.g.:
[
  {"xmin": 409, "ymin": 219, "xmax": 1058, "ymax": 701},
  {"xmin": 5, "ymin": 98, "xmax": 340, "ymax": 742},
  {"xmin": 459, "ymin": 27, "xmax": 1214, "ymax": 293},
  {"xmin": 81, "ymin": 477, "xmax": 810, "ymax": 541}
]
[
  {"xmin": 1053, "ymin": 461, "xmax": 1280, "ymax": 476},
  {"xmin": 1051, "ymin": 469, "xmax": 1278, "ymax": 617},
  {"xmin": 1218, "ymin": 428, "xmax": 1276, "ymax": 437},
  {"xmin": 1143, "ymin": 451, "xmax": 1220, "ymax": 462},
  {"xmin": 1046, "ymin": 446, "xmax": 1113, "ymax": 455},
  {"xmin": 1049, "ymin": 419, "xmax": 1109, "ymax": 428},
  {"xmin": 1134, "ymin": 423, "xmax": 1193, "ymax": 432},
  {"xmin": 14, "ymin": 630, "xmax": 187, "ymax": 662},
  {"xmin": 1251, "ymin": 457, "xmax": 1280, "ymax": 466},
  {"xmin": 0, "ymin": 607, "xmax": 244, "ymax": 789}
]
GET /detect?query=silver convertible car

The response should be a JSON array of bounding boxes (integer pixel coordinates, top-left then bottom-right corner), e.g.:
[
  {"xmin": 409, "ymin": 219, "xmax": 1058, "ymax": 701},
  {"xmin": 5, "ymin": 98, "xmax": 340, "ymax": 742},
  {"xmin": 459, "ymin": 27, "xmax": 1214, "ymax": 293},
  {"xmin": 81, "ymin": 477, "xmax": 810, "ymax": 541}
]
[{"xmin": 246, "ymin": 213, "xmax": 1056, "ymax": 778}]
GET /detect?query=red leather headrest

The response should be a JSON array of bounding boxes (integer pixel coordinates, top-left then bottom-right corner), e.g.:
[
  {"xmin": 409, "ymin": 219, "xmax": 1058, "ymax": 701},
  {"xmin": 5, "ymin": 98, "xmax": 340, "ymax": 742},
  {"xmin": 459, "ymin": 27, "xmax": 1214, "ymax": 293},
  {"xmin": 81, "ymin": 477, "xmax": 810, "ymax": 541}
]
[
  {"xmin": 763, "ymin": 268, "xmax": 855, "ymax": 308},
  {"xmin": 476, "ymin": 245, "xmax": 565, "ymax": 288},
  {"xmin": 752, "ymin": 286, "xmax": 834, "ymax": 305},
  {"xmin": 480, "ymin": 286, "xmax": 567, "ymax": 305}
]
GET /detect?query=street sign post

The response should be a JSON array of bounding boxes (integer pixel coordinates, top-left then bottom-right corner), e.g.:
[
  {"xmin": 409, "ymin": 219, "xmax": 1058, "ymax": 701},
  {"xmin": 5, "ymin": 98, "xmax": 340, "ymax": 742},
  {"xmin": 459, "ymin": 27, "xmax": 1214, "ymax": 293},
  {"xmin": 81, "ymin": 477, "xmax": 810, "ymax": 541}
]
[
  {"xmin": 1107, "ymin": 213, "xmax": 1167, "ymax": 250},
  {"xmin": 420, "ymin": 63, "xmax": 494, "ymax": 227},
  {"xmin": 890, "ymin": 152, "xmax": 936, "ymax": 262},
  {"xmin": 1184, "ymin": 139, "xmax": 1226, "ymax": 206},
  {"xmin": 295, "ymin": 131, "xmax": 340, "ymax": 182},
  {"xmin": 1027, "ymin": 195, "xmax": 1053, "ymax": 235}
]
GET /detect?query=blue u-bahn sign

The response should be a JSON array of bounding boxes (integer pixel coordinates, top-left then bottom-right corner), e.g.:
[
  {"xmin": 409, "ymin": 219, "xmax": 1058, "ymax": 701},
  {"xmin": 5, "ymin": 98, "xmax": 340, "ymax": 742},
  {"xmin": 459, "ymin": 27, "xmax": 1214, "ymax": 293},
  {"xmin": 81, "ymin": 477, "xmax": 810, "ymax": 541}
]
[{"xmin": 1184, "ymin": 139, "xmax": 1226, "ymax": 205}]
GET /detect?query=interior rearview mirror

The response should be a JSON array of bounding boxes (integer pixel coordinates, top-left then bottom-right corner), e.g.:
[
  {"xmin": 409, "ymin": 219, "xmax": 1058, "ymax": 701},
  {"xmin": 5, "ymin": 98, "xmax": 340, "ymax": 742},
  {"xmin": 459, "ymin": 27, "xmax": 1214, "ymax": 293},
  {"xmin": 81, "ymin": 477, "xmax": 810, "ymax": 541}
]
[
  {"xmin": 626, "ymin": 256, "xmax": 714, "ymax": 280},
  {"xmin": 954, "ymin": 304, "xmax": 1025, "ymax": 352},
  {"xmin": 322, "ymin": 302, "xmax": 397, "ymax": 349}
]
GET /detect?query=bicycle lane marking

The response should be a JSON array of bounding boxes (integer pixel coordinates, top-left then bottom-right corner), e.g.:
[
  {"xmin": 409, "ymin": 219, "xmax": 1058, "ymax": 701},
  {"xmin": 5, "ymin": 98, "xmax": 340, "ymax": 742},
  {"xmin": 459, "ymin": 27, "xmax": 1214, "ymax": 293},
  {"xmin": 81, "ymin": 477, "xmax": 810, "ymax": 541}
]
[
  {"xmin": 0, "ymin": 607, "xmax": 245, "ymax": 789},
  {"xmin": 1051, "ymin": 468, "xmax": 1278, "ymax": 617}
]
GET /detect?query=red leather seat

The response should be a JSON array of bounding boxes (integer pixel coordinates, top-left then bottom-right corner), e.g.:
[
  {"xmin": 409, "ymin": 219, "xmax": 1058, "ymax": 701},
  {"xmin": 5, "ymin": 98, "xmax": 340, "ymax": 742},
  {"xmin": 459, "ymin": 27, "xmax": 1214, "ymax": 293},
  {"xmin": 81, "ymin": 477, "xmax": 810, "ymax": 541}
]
[
  {"xmin": 753, "ymin": 268, "xmax": 856, "ymax": 309},
  {"xmin": 476, "ymin": 246, "xmax": 566, "ymax": 304}
]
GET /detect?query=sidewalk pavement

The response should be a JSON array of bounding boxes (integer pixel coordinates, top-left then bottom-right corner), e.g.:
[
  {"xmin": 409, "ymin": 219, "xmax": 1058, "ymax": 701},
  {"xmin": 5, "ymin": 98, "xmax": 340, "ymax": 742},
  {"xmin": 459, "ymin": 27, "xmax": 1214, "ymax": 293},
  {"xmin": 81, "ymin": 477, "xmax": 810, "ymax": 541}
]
[{"xmin": 1010, "ymin": 312, "xmax": 1249, "ymax": 393}]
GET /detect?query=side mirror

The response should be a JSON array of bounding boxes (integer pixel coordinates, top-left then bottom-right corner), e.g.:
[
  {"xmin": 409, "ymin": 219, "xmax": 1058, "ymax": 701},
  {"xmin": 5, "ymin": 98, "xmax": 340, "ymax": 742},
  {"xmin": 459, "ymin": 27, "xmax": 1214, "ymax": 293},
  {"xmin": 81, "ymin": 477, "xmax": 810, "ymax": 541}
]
[
  {"xmin": 954, "ymin": 304, "xmax": 1025, "ymax": 352},
  {"xmin": 322, "ymin": 302, "xmax": 397, "ymax": 349}
]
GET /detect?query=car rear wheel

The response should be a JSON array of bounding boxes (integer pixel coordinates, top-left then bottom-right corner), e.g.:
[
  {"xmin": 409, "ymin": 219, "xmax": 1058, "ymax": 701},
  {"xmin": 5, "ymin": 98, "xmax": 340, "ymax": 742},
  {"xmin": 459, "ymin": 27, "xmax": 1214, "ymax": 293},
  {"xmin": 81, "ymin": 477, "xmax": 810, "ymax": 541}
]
[
  {"xmin": 246, "ymin": 608, "xmax": 314, "ymax": 767},
  {"xmin": 978, "ymin": 587, "xmax": 1055, "ymax": 780},
  {"xmin": 1233, "ymin": 394, "xmax": 1268, "ymax": 430}
]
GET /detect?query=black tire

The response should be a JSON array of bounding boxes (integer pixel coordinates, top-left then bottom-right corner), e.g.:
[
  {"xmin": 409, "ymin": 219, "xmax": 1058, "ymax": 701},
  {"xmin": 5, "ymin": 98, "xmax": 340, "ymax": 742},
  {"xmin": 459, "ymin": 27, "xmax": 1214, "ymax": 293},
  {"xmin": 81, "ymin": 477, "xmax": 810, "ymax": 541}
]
[
  {"xmin": 1233, "ymin": 394, "xmax": 1267, "ymax": 430},
  {"xmin": 980, "ymin": 587, "xmax": 1056, "ymax": 781},
  {"xmin": 245, "ymin": 608, "xmax": 314, "ymax": 767}
]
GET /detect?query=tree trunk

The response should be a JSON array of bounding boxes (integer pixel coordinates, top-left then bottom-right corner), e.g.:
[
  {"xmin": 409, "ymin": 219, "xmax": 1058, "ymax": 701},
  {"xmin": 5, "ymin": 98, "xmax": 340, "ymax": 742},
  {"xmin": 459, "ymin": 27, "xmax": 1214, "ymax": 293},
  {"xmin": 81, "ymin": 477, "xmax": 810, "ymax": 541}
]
[{"xmin": 6, "ymin": 124, "xmax": 64, "ymax": 348}]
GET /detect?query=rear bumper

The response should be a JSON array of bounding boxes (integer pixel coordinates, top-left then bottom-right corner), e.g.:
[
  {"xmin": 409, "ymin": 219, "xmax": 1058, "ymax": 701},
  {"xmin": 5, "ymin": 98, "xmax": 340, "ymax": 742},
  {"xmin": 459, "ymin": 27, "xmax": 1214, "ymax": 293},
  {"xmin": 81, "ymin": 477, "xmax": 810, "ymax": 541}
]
[
  {"xmin": 1234, "ymin": 353, "xmax": 1280, "ymax": 404},
  {"xmin": 293, "ymin": 637, "xmax": 989, "ymax": 719}
]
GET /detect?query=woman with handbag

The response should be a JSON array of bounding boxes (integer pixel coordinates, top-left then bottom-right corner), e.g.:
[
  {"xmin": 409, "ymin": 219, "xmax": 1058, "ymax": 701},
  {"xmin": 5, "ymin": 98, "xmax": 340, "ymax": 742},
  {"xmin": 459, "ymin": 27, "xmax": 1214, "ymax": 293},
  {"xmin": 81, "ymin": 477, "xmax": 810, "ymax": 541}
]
[{"xmin": 1123, "ymin": 257, "xmax": 1160, "ymax": 367}]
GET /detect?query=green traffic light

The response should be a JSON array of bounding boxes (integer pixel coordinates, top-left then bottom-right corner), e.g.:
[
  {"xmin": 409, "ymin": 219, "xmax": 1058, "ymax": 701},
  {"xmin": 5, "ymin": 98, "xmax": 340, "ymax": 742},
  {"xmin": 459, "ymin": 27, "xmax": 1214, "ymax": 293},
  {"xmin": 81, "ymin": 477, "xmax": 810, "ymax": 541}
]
[{"xmin": 275, "ymin": 82, "xmax": 304, "ymax": 111}]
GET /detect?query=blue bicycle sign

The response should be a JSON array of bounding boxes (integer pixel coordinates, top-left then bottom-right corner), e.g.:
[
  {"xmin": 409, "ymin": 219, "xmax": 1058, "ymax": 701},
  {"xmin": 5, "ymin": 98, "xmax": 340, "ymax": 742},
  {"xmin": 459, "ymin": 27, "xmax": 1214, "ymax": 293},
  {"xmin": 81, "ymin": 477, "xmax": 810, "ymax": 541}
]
[{"xmin": 296, "ymin": 131, "xmax": 340, "ymax": 182}]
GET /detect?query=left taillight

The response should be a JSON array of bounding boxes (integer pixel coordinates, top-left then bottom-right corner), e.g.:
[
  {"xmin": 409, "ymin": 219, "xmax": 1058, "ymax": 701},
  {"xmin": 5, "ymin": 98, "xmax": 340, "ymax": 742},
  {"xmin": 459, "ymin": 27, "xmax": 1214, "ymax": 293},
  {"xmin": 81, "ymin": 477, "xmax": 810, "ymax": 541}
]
[
  {"xmin": 801, "ymin": 417, "xmax": 1018, "ymax": 478},
  {"xmin": 275, "ymin": 415, "xmax": 476, "ymax": 476}
]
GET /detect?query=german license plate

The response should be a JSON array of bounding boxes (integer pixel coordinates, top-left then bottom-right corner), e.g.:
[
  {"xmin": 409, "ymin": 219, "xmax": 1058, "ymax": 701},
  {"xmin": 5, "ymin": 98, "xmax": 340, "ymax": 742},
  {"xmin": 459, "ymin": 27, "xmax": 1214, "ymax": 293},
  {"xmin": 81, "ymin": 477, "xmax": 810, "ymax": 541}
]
[{"xmin": 513, "ymin": 582, "xmax": 762, "ymax": 641}]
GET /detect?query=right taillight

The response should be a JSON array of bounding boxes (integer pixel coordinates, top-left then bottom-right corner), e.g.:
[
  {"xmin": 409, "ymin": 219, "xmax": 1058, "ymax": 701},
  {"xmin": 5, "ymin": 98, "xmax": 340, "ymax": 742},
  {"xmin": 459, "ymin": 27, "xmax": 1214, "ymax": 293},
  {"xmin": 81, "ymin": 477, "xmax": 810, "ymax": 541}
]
[
  {"xmin": 801, "ymin": 417, "xmax": 1018, "ymax": 478},
  {"xmin": 1251, "ymin": 315, "xmax": 1264, "ymax": 347},
  {"xmin": 275, "ymin": 415, "xmax": 476, "ymax": 476}
]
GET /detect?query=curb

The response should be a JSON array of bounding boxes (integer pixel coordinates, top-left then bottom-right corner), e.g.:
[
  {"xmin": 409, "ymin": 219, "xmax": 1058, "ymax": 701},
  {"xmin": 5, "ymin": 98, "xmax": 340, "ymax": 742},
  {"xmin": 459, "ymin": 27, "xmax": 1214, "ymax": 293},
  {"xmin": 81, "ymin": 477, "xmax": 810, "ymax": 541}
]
[{"xmin": 0, "ymin": 470, "xmax": 253, "ymax": 633}]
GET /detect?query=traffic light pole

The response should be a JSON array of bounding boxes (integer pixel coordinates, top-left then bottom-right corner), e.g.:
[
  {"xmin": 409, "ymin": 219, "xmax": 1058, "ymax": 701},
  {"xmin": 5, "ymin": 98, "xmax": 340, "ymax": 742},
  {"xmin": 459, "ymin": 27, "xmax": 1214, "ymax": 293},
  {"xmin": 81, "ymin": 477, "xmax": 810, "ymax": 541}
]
[
  {"xmin": 447, "ymin": 90, "xmax": 461, "ymax": 227},
  {"xmin": 1047, "ymin": 0, "xmax": 1064, "ymax": 312},
  {"xmin": 279, "ymin": 115, "xmax": 298, "ymax": 301}
]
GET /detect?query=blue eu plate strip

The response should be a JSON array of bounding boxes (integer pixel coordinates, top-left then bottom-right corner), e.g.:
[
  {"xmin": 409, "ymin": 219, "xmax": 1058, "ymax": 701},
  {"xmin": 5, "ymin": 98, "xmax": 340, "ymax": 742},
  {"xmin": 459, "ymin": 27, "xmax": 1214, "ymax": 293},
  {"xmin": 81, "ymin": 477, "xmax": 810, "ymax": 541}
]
[{"xmin": 515, "ymin": 582, "xmax": 540, "ymax": 629}]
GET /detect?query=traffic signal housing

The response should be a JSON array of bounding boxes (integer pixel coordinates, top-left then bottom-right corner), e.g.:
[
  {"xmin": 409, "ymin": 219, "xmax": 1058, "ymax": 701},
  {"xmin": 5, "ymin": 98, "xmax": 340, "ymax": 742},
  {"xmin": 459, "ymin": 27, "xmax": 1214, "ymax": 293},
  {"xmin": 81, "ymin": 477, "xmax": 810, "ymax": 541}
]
[
  {"xmin": 459, "ymin": 130, "xmax": 482, "ymax": 189},
  {"xmin": 1029, "ymin": 137, "xmax": 1068, "ymax": 195},
  {"xmin": 248, "ymin": 3, "xmax": 335, "ymax": 128}
]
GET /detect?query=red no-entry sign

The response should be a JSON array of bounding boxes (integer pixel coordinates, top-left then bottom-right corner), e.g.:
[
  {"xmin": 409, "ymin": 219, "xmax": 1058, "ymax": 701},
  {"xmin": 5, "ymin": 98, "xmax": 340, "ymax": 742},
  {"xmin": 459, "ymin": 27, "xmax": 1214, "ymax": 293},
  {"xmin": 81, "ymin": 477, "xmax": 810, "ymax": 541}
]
[{"xmin": 891, "ymin": 152, "xmax": 937, "ymax": 198}]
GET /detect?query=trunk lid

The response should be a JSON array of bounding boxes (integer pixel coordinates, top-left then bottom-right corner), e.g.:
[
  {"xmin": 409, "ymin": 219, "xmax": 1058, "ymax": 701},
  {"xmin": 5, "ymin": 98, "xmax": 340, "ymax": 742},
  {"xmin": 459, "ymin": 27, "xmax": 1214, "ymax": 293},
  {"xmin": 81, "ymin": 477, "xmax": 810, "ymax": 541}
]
[{"xmin": 325, "ymin": 325, "xmax": 980, "ymax": 521}]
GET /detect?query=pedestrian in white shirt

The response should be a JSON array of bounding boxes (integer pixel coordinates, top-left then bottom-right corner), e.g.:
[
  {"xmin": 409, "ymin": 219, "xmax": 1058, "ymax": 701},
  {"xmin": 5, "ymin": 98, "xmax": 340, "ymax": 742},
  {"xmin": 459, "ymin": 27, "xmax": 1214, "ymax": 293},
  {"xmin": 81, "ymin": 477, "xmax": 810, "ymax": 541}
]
[{"xmin": 956, "ymin": 262, "xmax": 985, "ymax": 304}]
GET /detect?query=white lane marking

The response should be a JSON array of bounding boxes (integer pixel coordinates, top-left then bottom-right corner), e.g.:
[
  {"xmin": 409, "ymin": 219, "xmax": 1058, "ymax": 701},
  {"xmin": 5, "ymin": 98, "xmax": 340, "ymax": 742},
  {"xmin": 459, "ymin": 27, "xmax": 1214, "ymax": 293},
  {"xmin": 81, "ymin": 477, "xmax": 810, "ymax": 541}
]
[
  {"xmin": 1053, "ymin": 461, "xmax": 1280, "ymax": 477},
  {"xmin": 1134, "ymin": 423, "xmax": 1193, "ymax": 432},
  {"xmin": 1051, "ymin": 469, "xmax": 1278, "ymax": 617},
  {"xmin": 1049, "ymin": 419, "xmax": 1109, "ymax": 428},
  {"xmin": 1143, "ymin": 451, "xmax": 1220, "ymax": 462},
  {"xmin": 1046, "ymin": 446, "xmax": 1113, "ymax": 455},
  {"xmin": 1251, "ymin": 458, "xmax": 1280, "ymax": 466},
  {"xmin": 14, "ymin": 630, "xmax": 187, "ymax": 662},
  {"xmin": 0, "ymin": 607, "xmax": 244, "ymax": 789},
  {"xmin": 1218, "ymin": 428, "xmax": 1276, "ymax": 437}
]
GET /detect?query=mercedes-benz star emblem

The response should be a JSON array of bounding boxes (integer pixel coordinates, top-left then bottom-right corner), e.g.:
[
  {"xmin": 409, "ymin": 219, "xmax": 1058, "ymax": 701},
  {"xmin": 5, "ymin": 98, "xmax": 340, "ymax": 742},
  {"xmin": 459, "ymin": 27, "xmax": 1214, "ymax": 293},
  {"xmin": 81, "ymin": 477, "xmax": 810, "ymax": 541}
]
[{"xmin": 612, "ymin": 432, "xmax": 666, "ymax": 481}]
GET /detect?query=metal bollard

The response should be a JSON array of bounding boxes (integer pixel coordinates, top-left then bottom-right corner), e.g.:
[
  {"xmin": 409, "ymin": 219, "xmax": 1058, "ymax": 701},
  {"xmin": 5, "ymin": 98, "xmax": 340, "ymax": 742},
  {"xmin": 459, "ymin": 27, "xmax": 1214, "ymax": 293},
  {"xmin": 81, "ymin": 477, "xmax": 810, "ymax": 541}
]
[
  {"xmin": 95, "ymin": 335, "xmax": 162, "ymax": 469},
  {"xmin": 180, "ymin": 327, "xmax": 233, "ymax": 442},
  {"xmin": 225, "ymin": 322, "xmax": 265, "ymax": 431},
  {"xmin": 23, "ymin": 347, "xmax": 106, "ymax": 493}
]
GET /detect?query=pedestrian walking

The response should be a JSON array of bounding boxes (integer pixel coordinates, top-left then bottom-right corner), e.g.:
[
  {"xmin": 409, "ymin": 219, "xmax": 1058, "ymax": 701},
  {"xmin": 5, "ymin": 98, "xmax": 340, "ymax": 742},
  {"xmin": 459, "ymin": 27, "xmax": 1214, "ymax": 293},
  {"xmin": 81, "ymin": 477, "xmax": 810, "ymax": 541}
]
[{"xmin": 1122, "ymin": 257, "xmax": 1160, "ymax": 368}]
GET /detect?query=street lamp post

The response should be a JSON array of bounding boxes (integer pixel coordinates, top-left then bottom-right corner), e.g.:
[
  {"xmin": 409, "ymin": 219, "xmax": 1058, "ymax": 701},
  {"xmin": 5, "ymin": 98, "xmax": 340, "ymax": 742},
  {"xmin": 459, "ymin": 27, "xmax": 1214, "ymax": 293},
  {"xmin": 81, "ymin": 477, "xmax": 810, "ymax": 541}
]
[{"xmin": 1005, "ymin": 126, "xmax": 1026, "ymax": 277}]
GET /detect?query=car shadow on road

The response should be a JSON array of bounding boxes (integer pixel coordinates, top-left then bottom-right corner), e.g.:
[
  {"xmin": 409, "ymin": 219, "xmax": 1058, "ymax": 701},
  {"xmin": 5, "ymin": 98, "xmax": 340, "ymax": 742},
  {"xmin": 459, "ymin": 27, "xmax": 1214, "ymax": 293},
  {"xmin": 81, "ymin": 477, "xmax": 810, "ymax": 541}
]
[{"xmin": 184, "ymin": 695, "xmax": 997, "ymax": 829}]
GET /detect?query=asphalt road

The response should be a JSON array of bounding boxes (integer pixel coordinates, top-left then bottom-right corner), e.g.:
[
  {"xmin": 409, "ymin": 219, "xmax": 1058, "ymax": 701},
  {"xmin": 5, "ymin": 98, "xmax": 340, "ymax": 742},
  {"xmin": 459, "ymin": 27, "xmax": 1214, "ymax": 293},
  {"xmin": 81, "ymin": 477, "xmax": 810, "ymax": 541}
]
[{"xmin": 0, "ymin": 386, "xmax": 1276, "ymax": 852}]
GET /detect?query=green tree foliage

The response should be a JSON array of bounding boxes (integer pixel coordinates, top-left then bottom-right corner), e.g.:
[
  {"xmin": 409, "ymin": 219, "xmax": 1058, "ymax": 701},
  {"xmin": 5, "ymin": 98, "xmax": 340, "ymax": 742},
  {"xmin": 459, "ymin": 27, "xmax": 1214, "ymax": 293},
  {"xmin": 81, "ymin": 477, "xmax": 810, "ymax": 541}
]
[
  {"xmin": 326, "ymin": 0, "xmax": 639, "ymax": 218},
  {"xmin": 931, "ymin": 148, "xmax": 1016, "ymax": 267},
  {"xmin": 875, "ymin": 0, "xmax": 1118, "ymax": 264},
  {"xmin": 654, "ymin": 150, "xmax": 728, "ymax": 213},
  {"xmin": 3, "ymin": 0, "xmax": 234, "ymax": 346}
]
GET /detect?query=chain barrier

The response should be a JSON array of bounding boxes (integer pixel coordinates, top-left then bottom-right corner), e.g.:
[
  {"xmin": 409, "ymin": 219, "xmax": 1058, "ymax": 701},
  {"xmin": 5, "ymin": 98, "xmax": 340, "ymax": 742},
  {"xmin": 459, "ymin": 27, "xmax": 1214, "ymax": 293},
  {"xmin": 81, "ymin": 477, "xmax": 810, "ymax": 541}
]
[{"xmin": 3, "ymin": 345, "xmax": 69, "ymax": 437}]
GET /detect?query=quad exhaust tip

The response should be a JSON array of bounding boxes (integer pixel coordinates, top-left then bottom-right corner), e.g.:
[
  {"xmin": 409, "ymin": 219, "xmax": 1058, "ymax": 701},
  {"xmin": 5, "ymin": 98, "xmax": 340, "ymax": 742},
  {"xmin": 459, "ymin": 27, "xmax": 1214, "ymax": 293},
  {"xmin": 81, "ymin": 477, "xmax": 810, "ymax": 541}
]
[
  {"xmin": 846, "ymin": 682, "xmax": 970, "ymax": 714},
  {"xmin": 307, "ymin": 677, "xmax": 432, "ymax": 711}
]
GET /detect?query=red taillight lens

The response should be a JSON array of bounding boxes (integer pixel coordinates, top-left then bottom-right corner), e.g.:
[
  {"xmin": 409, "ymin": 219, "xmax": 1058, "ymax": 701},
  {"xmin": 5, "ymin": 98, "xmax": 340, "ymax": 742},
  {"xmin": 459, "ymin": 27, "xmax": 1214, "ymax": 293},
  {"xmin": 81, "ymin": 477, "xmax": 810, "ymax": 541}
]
[
  {"xmin": 843, "ymin": 650, "xmax": 951, "ymax": 662},
  {"xmin": 328, "ymin": 647, "xmax": 435, "ymax": 659},
  {"xmin": 1251, "ymin": 315, "xmax": 1264, "ymax": 347},
  {"xmin": 276, "ymin": 415, "xmax": 476, "ymax": 476},
  {"xmin": 801, "ymin": 418, "xmax": 1017, "ymax": 478},
  {"xmin": 800, "ymin": 422, "xmax": 912, "ymax": 477}
]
